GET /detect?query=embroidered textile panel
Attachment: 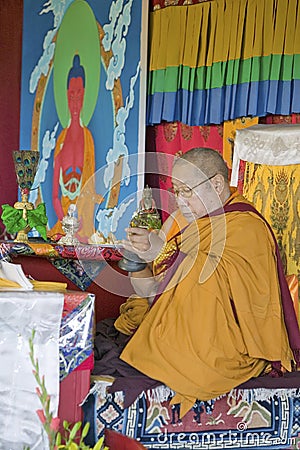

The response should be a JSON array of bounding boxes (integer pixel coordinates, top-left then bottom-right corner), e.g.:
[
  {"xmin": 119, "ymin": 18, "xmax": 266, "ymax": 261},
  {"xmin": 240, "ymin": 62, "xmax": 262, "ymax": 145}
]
[{"xmin": 243, "ymin": 162, "xmax": 300, "ymax": 297}]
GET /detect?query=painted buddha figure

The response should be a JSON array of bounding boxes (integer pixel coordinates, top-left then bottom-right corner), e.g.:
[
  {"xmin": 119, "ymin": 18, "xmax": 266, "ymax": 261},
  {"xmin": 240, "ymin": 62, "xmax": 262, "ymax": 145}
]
[{"xmin": 51, "ymin": 54, "xmax": 103, "ymax": 242}]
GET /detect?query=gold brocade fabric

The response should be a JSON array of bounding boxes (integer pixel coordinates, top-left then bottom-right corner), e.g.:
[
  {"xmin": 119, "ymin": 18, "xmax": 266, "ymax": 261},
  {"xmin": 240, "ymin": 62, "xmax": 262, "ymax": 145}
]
[
  {"xmin": 153, "ymin": 236, "xmax": 181, "ymax": 277},
  {"xmin": 0, "ymin": 279, "xmax": 67, "ymax": 291},
  {"xmin": 153, "ymin": 210, "xmax": 188, "ymax": 277},
  {"xmin": 243, "ymin": 162, "xmax": 300, "ymax": 300},
  {"xmin": 0, "ymin": 278, "xmax": 22, "ymax": 289},
  {"xmin": 30, "ymin": 280, "xmax": 67, "ymax": 291},
  {"xmin": 28, "ymin": 242, "xmax": 59, "ymax": 258}
]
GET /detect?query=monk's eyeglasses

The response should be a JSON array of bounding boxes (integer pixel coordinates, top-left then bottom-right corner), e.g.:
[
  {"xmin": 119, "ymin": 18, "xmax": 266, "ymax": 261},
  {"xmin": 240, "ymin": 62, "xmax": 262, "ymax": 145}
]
[{"xmin": 172, "ymin": 174, "xmax": 218, "ymax": 198}]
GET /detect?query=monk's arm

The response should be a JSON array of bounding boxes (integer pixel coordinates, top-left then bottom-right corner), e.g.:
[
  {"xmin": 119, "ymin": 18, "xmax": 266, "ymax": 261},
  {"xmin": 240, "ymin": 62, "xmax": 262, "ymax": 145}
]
[{"xmin": 129, "ymin": 264, "xmax": 158, "ymax": 304}]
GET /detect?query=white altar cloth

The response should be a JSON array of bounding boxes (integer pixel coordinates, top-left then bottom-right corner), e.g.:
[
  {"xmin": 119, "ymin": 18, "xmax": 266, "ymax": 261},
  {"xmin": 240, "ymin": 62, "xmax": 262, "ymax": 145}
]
[
  {"xmin": 0, "ymin": 291, "xmax": 64, "ymax": 450},
  {"xmin": 231, "ymin": 124, "xmax": 300, "ymax": 186}
]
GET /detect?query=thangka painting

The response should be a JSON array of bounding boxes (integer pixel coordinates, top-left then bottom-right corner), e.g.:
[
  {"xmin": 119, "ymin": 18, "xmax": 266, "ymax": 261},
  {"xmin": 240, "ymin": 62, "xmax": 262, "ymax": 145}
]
[{"xmin": 20, "ymin": 0, "xmax": 148, "ymax": 243}]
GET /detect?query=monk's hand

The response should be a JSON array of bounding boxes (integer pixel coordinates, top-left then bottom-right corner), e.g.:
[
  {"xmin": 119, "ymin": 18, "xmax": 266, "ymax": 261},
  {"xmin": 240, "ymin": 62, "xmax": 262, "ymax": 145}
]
[{"xmin": 121, "ymin": 227, "xmax": 164, "ymax": 263}]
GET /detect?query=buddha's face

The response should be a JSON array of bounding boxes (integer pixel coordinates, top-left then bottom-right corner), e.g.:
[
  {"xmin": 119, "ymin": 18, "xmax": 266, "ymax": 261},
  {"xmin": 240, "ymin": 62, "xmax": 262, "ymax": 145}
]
[{"xmin": 67, "ymin": 77, "xmax": 84, "ymax": 118}]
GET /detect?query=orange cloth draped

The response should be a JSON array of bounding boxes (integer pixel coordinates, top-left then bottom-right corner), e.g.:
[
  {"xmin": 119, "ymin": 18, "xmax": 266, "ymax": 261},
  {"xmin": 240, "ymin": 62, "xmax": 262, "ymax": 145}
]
[
  {"xmin": 121, "ymin": 195, "xmax": 293, "ymax": 416},
  {"xmin": 164, "ymin": 209, "xmax": 188, "ymax": 242},
  {"xmin": 114, "ymin": 296, "xmax": 150, "ymax": 336}
]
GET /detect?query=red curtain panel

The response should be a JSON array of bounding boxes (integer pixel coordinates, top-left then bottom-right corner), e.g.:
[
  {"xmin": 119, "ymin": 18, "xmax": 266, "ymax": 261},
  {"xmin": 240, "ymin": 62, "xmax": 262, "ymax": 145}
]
[{"xmin": 0, "ymin": 0, "xmax": 23, "ymax": 232}]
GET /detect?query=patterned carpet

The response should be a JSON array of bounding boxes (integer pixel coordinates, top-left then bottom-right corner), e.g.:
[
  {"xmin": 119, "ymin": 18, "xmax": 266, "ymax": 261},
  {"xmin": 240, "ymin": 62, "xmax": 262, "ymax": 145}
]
[{"xmin": 83, "ymin": 384, "xmax": 300, "ymax": 449}]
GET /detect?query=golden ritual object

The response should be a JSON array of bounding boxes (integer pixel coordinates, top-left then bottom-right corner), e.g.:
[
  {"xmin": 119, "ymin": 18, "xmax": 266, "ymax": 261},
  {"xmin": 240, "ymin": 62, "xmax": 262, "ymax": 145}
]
[{"xmin": 118, "ymin": 185, "xmax": 162, "ymax": 272}]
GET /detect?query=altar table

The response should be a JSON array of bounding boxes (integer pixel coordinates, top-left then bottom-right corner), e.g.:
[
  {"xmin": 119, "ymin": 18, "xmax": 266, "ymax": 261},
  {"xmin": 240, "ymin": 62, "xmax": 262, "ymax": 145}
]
[
  {"xmin": 0, "ymin": 288, "xmax": 95, "ymax": 450},
  {"xmin": 0, "ymin": 240, "xmax": 134, "ymax": 322}
]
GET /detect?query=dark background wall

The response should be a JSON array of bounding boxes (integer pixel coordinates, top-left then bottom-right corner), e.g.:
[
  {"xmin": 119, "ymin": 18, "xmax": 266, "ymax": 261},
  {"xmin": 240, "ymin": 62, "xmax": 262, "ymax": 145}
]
[{"xmin": 0, "ymin": 0, "xmax": 23, "ymax": 230}]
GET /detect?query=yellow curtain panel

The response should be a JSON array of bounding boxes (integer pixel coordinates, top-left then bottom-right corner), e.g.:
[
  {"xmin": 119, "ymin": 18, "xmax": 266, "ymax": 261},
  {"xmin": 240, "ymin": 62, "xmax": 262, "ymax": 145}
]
[{"xmin": 243, "ymin": 162, "xmax": 300, "ymax": 291}]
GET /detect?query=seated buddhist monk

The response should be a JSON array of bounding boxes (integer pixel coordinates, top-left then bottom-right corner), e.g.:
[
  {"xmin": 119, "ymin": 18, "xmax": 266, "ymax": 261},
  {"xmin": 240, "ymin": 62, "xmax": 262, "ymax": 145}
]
[{"xmin": 117, "ymin": 147, "xmax": 300, "ymax": 416}]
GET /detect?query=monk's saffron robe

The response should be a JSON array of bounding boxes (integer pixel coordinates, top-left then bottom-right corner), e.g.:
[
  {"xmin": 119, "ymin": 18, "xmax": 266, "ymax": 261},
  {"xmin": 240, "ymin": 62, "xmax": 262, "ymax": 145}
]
[{"xmin": 120, "ymin": 196, "xmax": 295, "ymax": 415}]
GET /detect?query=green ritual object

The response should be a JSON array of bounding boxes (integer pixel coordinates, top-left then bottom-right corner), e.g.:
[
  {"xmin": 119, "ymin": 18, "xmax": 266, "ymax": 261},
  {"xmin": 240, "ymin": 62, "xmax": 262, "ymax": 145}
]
[
  {"xmin": 129, "ymin": 185, "xmax": 162, "ymax": 230},
  {"xmin": 118, "ymin": 185, "xmax": 162, "ymax": 272},
  {"xmin": 1, "ymin": 151, "xmax": 48, "ymax": 242}
]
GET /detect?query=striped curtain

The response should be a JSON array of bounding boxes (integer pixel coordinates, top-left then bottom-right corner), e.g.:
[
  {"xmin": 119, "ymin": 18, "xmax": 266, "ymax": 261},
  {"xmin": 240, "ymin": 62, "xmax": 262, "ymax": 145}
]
[{"xmin": 147, "ymin": 0, "xmax": 300, "ymax": 126}]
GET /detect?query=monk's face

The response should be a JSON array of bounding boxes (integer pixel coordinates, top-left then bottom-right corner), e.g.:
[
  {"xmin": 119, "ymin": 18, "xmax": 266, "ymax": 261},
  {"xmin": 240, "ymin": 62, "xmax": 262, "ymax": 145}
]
[
  {"xmin": 67, "ymin": 77, "xmax": 84, "ymax": 118},
  {"xmin": 172, "ymin": 160, "xmax": 223, "ymax": 222}
]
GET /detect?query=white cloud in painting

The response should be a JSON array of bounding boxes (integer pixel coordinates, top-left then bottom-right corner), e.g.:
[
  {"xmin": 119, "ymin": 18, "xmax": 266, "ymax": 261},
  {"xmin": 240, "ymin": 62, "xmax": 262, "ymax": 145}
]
[
  {"xmin": 104, "ymin": 62, "xmax": 140, "ymax": 189},
  {"xmin": 30, "ymin": 122, "xmax": 59, "ymax": 203},
  {"xmin": 29, "ymin": 0, "xmax": 73, "ymax": 93},
  {"xmin": 95, "ymin": 198, "xmax": 134, "ymax": 237},
  {"xmin": 103, "ymin": 0, "xmax": 133, "ymax": 91}
]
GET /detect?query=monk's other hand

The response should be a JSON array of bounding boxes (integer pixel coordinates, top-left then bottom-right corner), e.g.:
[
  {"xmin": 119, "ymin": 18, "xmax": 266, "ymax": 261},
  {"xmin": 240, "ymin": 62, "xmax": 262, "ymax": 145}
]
[{"xmin": 121, "ymin": 227, "xmax": 165, "ymax": 263}]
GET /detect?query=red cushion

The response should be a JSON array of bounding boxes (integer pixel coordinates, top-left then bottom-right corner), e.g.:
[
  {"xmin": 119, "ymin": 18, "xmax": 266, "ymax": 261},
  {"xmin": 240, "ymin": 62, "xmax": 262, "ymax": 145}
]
[{"xmin": 104, "ymin": 429, "xmax": 147, "ymax": 450}]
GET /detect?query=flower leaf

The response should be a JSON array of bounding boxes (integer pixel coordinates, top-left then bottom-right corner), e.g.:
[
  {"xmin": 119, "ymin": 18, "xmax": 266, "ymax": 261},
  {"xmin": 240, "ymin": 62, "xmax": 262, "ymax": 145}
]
[
  {"xmin": 69, "ymin": 421, "xmax": 81, "ymax": 441},
  {"xmin": 81, "ymin": 422, "xmax": 90, "ymax": 439}
]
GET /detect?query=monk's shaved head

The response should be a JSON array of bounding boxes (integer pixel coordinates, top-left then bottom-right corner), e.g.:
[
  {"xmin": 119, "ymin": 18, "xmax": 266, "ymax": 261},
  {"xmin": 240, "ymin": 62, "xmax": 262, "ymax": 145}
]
[{"xmin": 174, "ymin": 147, "xmax": 229, "ymax": 181}]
